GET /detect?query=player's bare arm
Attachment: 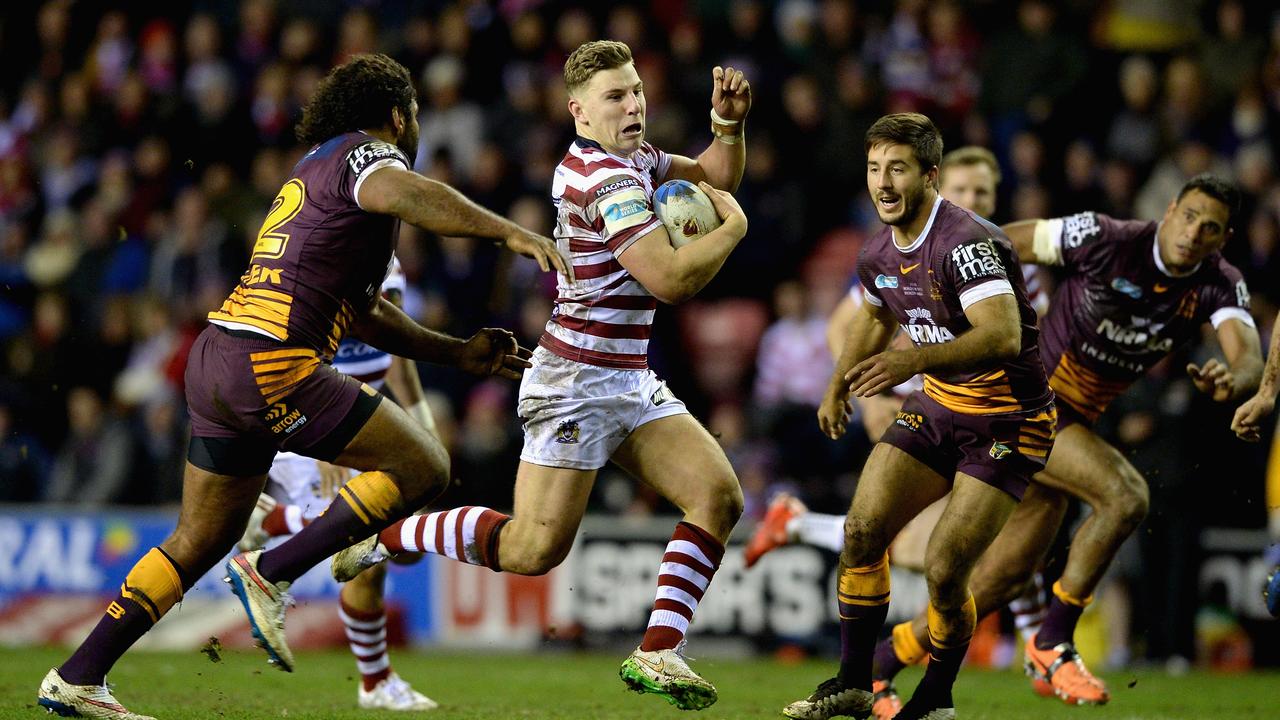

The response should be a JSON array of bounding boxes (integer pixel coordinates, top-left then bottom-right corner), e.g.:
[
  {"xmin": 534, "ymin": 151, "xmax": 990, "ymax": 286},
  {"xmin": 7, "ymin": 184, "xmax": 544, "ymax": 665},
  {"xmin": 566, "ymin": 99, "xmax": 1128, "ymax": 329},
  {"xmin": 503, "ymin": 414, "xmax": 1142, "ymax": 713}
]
[
  {"xmin": 1002, "ymin": 219, "xmax": 1056, "ymax": 265},
  {"xmin": 819, "ymin": 299, "xmax": 897, "ymax": 439},
  {"xmin": 351, "ymin": 297, "xmax": 532, "ymax": 380},
  {"xmin": 358, "ymin": 166, "xmax": 572, "ymax": 279},
  {"xmin": 849, "ymin": 292, "xmax": 1021, "ymax": 399},
  {"xmin": 825, "ymin": 294, "xmax": 859, "ymax": 359},
  {"xmin": 1233, "ymin": 310, "xmax": 1280, "ymax": 440},
  {"xmin": 664, "ymin": 66, "xmax": 750, "ymax": 192},
  {"xmin": 615, "ymin": 182, "xmax": 748, "ymax": 304},
  {"xmin": 1186, "ymin": 317, "xmax": 1263, "ymax": 404}
]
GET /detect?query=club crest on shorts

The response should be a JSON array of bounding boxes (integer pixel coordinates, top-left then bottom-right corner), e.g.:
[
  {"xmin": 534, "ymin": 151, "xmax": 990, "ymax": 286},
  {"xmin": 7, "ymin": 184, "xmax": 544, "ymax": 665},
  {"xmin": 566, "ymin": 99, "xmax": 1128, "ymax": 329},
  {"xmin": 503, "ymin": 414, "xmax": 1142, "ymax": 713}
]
[
  {"xmin": 989, "ymin": 441, "xmax": 1012, "ymax": 460},
  {"xmin": 554, "ymin": 420, "xmax": 581, "ymax": 444}
]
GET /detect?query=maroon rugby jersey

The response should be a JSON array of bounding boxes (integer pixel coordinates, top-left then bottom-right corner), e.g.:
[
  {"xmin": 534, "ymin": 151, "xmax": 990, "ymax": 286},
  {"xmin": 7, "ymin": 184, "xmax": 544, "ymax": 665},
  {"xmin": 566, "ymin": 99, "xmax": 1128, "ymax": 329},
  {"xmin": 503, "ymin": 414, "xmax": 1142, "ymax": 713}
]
[
  {"xmin": 209, "ymin": 131, "xmax": 407, "ymax": 358},
  {"xmin": 539, "ymin": 137, "xmax": 671, "ymax": 370},
  {"xmin": 1036, "ymin": 212, "xmax": 1253, "ymax": 421},
  {"xmin": 858, "ymin": 197, "xmax": 1052, "ymax": 415}
]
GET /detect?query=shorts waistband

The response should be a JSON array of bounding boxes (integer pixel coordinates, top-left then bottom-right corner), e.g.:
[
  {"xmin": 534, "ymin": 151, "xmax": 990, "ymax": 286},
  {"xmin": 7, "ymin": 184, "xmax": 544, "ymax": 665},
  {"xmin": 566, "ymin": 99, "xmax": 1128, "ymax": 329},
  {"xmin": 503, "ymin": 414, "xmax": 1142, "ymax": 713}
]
[{"xmin": 212, "ymin": 323, "xmax": 283, "ymax": 343}]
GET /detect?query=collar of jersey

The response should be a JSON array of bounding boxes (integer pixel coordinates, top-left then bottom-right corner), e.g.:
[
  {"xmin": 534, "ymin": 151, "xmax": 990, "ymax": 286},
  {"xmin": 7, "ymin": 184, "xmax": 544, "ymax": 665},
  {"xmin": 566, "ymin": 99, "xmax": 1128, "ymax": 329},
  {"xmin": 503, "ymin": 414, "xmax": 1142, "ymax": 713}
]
[
  {"xmin": 1151, "ymin": 221, "xmax": 1202, "ymax": 278},
  {"xmin": 574, "ymin": 135, "xmax": 638, "ymax": 165},
  {"xmin": 892, "ymin": 195, "xmax": 942, "ymax": 255}
]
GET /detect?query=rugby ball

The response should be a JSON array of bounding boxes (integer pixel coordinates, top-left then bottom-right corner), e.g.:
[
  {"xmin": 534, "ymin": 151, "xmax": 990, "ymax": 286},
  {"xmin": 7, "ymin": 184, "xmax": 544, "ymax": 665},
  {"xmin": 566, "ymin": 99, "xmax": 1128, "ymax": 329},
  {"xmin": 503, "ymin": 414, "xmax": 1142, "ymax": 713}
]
[{"xmin": 654, "ymin": 179, "xmax": 722, "ymax": 248}]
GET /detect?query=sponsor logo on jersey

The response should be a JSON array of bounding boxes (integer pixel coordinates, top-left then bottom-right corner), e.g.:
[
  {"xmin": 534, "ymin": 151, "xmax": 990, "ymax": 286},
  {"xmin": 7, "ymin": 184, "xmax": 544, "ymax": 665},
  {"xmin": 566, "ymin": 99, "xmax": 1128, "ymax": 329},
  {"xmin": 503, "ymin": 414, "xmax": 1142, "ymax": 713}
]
[
  {"xmin": 989, "ymin": 441, "xmax": 1012, "ymax": 460},
  {"xmin": 554, "ymin": 420, "xmax": 581, "ymax": 444},
  {"xmin": 595, "ymin": 177, "xmax": 640, "ymax": 198},
  {"xmin": 347, "ymin": 141, "xmax": 405, "ymax": 176},
  {"xmin": 899, "ymin": 262, "xmax": 921, "ymax": 275},
  {"xmin": 1061, "ymin": 212, "xmax": 1101, "ymax": 249},
  {"xmin": 1154, "ymin": 282, "xmax": 1170, "ymax": 293},
  {"xmin": 904, "ymin": 323, "xmax": 957, "ymax": 344},
  {"xmin": 903, "ymin": 307, "xmax": 956, "ymax": 344},
  {"xmin": 874, "ymin": 274, "xmax": 899, "ymax": 289},
  {"xmin": 894, "ymin": 412, "xmax": 925, "ymax": 431},
  {"xmin": 950, "ymin": 238, "xmax": 1005, "ymax": 282},
  {"xmin": 906, "ymin": 307, "xmax": 933, "ymax": 323},
  {"xmin": 1110, "ymin": 278, "xmax": 1142, "ymax": 299},
  {"xmin": 1235, "ymin": 279, "xmax": 1251, "ymax": 308},
  {"xmin": 1095, "ymin": 316, "xmax": 1173, "ymax": 353},
  {"xmin": 600, "ymin": 188, "xmax": 651, "ymax": 235}
]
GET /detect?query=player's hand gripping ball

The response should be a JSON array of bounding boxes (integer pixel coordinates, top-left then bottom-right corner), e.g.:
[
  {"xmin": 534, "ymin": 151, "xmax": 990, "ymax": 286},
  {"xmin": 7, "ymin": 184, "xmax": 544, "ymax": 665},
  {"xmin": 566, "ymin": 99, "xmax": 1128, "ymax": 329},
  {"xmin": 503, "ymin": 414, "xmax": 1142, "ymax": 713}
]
[{"xmin": 654, "ymin": 179, "xmax": 722, "ymax": 248}]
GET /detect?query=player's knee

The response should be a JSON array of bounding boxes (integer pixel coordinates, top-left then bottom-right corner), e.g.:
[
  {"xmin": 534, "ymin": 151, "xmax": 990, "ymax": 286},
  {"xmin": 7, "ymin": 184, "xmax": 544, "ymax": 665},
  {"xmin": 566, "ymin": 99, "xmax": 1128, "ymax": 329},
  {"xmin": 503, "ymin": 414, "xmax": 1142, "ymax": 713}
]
[
  {"xmin": 508, "ymin": 543, "xmax": 570, "ymax": 576},
  {"xmin": 1113, "ymin": 471, "xmax": 1149, "ymax": 529},
  {"xmin": 841, "ymin": 515, "xmax": 886, "ymax": 567},
  {"xmin": 924, "ymin": 557, "xmax": 968, "ymax": 603},
  {"xmin": 714, "ymin": 475, "xmax": 745, "ymax": 528},
  {"xmin": 974, "ymin": 565, "xmax": 1031, "ymax": 610}
]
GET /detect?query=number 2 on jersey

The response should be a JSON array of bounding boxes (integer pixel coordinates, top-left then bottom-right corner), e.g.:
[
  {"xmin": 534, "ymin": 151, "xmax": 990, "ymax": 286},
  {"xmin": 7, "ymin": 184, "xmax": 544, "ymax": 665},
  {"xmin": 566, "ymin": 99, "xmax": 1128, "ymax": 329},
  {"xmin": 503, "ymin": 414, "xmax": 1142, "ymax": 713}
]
[{"xmin": 252, "ymin": 179, "xmax": 306, "ymax": 260}]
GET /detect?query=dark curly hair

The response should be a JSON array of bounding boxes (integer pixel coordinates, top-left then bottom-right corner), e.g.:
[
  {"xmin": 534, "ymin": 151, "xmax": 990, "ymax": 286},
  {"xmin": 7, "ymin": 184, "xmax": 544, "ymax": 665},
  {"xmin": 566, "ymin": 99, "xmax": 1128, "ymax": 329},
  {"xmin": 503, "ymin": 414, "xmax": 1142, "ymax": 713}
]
[{"xmin": 296, "ymin": 54, "xmax": 416, "ymax": 145}]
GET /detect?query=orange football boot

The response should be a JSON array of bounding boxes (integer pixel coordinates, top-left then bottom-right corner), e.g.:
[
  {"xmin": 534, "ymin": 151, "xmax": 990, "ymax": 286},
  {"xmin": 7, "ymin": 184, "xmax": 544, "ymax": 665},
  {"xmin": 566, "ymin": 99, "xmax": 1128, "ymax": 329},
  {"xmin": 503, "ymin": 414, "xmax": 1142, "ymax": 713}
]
[
  {"xmin": 1024, "ymin": 633, "xmax": 1110, "ymax": 706},
  {"xmin": 744, "ymin": 493, "xmax": 804, "ymax": 568},
  {"xmin": 870, "ymin": 679, "xmax": 903, "ymax": 720}
]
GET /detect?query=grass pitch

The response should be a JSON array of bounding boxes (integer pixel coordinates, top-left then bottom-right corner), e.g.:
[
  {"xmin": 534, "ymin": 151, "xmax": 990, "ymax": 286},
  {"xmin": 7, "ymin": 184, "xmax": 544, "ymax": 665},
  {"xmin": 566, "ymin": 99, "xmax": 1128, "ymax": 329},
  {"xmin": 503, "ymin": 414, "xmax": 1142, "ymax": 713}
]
[{"xmin": 3, "ymin": 646, "xmax": 1275, "ymax": 719}]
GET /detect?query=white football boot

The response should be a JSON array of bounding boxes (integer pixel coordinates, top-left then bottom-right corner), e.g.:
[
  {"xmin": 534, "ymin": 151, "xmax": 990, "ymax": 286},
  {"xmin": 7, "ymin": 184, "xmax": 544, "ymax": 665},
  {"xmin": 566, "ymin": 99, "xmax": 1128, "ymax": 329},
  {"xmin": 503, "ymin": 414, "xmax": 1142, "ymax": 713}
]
[
  {"xmin": 331, "ymin": 535, "xmax": 388, "ymax": 583},
  {"xmin": 358, "ymin": 673, "xmax": 439, "ymax": 711},
  {"xmin": 224, "ymin": 550, "xmax": 295, "ymax": 671},
  {"xmin": 37, "ymin": 668, "xmax": 156, "ymax": 719},
  {"xmin": 618, "ymin": 641, "xmax": 718, "ymax": 710}
]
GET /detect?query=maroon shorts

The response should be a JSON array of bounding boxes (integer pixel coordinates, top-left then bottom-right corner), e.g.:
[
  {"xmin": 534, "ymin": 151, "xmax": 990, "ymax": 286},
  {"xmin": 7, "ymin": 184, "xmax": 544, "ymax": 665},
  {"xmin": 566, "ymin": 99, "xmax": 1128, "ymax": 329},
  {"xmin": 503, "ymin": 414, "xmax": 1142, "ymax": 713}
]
[
  {"xmin": 184, "ymin": 325, "xmax": 381, "ymax": 474},
  {"xmin": 879, "ymin": 391, "xmax": 1057, "ymax": 500},
  {"xmin": 1053, "ymin": 397, "xmax": 1093, "ymax": 432}
]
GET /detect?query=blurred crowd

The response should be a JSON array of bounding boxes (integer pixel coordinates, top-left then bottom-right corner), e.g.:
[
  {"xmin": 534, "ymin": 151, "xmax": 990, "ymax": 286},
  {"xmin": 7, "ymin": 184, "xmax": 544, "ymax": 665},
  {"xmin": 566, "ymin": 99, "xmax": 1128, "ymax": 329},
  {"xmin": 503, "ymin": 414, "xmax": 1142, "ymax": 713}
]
[{"xmin": 1, "ymin": 0, "xmax": 1279, "ymax": 660}]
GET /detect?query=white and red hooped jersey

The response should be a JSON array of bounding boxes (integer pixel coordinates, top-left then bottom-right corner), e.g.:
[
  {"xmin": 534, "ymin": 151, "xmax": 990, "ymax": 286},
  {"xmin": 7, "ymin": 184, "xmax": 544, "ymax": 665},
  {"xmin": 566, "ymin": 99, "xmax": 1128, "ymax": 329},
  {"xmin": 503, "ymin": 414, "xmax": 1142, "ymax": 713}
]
[
  {"xmin": 330, "ymin": 255, "xmax": 406, "ymax": 390},
  {"xmin": 538, "ymin": 137, "xmax": 673, "ymax": 370}
]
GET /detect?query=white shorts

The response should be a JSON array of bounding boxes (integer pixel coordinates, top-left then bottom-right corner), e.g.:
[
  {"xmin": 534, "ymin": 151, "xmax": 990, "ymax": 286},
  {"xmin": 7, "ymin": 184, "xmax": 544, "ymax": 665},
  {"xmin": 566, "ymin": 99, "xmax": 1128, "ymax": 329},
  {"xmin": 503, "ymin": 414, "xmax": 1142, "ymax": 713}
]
[
  {"xmin": 267, "ymin": 451, "xmax": 356, "ymax": 520},
  {"xmin": 517, "ymin": 347, "xmax": 688, "ymax": 470}
]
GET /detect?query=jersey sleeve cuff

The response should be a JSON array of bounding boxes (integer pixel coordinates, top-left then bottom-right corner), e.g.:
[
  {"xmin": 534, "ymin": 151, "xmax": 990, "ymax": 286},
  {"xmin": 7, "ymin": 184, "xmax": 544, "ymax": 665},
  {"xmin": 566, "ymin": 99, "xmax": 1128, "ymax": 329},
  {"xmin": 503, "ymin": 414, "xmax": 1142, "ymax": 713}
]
[
  {"xmin": 354, "ymin": 157, "xmax": 409, "ymax": 210},
  {"xmin": 862, "ymin": 287, "xmax": 884, "ymax": 307},
  {"xmin": 1210, "ymin": 307, "xmax": 1256, "ymax": 329},
  {"xmin": 959, "ymin": 278, "xmax": 1014, "ymax": 310}
]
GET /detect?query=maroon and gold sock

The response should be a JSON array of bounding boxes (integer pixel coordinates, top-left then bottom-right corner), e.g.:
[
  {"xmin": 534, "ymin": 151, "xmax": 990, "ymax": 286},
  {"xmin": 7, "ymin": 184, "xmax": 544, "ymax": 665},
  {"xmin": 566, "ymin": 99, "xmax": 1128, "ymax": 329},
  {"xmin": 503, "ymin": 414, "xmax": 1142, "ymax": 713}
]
[
  {"xmin": 256, "ymin": 471, "xmax": 405, "ymax": 584},
  {"xmin": 59, "ymin": 548, "xmax": 187, "ymax": 685},
  {"xmin": 836, "ymin": 555, "xmax": 891, "ymax": 690}
]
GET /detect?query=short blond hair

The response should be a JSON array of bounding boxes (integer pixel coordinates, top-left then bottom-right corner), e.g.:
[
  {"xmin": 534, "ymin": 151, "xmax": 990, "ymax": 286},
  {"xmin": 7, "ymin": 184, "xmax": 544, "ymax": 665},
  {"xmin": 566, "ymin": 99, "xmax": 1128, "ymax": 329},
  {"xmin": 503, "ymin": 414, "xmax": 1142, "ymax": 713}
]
[
  {"xmin": 564, "ymin": 40, "xmax": 633, "ymax": 95},
  {"xmin": 940, "ymin": 146, "xmax": 1002, "ymax": 185}
]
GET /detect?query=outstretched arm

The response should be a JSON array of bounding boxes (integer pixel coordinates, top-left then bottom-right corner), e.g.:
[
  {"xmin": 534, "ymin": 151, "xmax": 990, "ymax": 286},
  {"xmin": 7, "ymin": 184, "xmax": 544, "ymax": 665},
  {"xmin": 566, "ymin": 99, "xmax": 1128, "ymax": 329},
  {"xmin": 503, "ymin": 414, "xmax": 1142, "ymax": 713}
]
[
  {"xmin": 1230, "ymin": 313, "xmax": 1277, "ymax": 441},
  {"xmin": 351, "ymin": 297, "xmax": 531, "ymax": 380},
  {"xmin": 358, "ymin": 166, "xmax": 572, "ymax": 279}
]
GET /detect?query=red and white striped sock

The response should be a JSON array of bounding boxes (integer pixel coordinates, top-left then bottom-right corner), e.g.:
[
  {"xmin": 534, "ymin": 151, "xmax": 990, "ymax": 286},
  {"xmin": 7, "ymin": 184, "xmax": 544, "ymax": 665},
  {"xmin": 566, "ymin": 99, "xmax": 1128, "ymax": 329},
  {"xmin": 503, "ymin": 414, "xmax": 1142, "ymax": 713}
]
[
  {"xmin": 377, "ymin": 507, "xmax": 510, "ymax": 570},
  {"xmin": 339, "ymin": 598, "xmax": 390, "ymax": 691},
  {"xmin": 262, "ymin": 504, "xmax": 309, "ymax": 537},
  {"xmin": 640, "ymin": 521, "xmax": 725, "ymax": 651}
]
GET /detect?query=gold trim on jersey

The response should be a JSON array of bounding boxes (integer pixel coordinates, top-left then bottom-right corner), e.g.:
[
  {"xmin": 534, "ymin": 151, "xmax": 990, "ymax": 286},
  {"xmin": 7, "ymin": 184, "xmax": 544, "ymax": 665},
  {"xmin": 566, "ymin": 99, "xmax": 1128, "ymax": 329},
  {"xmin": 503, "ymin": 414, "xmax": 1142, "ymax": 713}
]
[
  {"xmin": 208, "ymin": 284, "xmax": 294, "ymax": 341},
  {"xmin": 1016, "ymin": 406, "xmax": 1058, "ymax": 458},
  {"xmin": 1047, "ymin": 351, "xmax": 1128, "ymax": 422},
  {"xmin": 250, "ymin": 348, "xmax": 320, "ymax": 405},
  {"xmin": 325, "ymin": 300, "xmax": 357, "ymax": 358},
  {"xmin": 923, "ymin": 369, "xmax": 1021, "ymax": 415}
]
